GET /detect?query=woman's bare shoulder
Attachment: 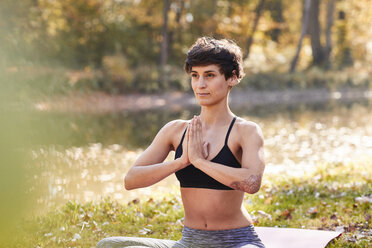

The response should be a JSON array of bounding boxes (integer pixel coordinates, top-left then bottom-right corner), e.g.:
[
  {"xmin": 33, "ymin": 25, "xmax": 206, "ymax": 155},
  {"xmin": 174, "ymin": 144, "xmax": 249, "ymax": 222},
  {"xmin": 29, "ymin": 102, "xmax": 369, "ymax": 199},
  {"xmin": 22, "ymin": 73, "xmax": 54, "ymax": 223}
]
[
  {"xmin": 157, "ymin": 119, "xmax": 189, "ymax": 141},
  {"xmin": 162, "ymin": 119, "xmax": 189, "ymax": 133},
  {"xmin": 158, "ymin": 119, "xmax": 189, "ymax": 149},
  {"xmin": 234, "ymin": 117, "xmax": 264, "ymax": 140}
]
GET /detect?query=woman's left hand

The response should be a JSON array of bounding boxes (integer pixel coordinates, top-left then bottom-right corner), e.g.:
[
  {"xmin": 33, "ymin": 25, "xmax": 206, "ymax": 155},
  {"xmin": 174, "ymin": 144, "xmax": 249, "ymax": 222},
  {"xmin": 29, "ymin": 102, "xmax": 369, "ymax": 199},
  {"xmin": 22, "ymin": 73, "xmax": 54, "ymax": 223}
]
[{"xmin": 188, "ymin": 116, "xmax": 208, "ymax": 166}]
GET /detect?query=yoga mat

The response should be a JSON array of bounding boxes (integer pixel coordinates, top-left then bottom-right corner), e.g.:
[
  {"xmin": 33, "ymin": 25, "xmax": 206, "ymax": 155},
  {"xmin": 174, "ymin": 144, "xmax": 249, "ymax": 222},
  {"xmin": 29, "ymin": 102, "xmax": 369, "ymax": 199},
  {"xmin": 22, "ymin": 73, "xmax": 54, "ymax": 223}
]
[{"xmin": 255, "ymin": 227, "xmax": 342, "ymax": 248}]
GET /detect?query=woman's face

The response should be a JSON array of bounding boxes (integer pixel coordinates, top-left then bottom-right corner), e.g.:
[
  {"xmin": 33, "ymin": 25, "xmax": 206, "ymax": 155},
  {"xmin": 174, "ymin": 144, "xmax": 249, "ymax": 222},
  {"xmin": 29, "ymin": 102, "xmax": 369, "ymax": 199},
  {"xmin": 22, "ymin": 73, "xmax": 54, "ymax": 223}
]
[{"xmin": 190, "ymin": 64, "xmax": 236, "ymax": 106}]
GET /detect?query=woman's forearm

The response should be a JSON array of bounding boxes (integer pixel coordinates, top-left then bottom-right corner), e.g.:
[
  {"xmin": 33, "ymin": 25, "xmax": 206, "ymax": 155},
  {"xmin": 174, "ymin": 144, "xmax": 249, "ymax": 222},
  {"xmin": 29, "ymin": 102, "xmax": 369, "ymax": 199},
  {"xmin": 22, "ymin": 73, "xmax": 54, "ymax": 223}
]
[
  {"xmin": 124, "ymin": 159, "xmax": 184, "ymax": 190},
  {"xmin": 193, "ymin": 159, "xmax": 263, "ymax": 194}
]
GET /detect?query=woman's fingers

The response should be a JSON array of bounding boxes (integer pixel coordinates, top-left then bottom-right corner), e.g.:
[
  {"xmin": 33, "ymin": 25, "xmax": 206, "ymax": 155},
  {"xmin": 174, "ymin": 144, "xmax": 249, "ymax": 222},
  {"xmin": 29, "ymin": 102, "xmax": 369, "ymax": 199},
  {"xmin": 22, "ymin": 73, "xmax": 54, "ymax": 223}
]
[
  {"xmin": 188, "ymin": 118, "xmax": 194, "ymax": 150},
  {"xmin": 193, "ymin": 116, "xmax": 198, "ymax": 142},
  {"xmin": 194, "ymin": 116, "xmax": 202, "ymax": 142},
  {"xmin": 185, "ymin": 123, "xmax": 189, "ymax": 151},
  {"xmin": 203, "ymin": 141, "xmax": 209, "ymax": 159},
  {"xmin": 190, "ymin": 117, "xmax": 194, "ymax": 137},
  {"xmin": 188, "ymin": 116, "xmax": 206, "ymax": 162},
  {"xmin": 196, "ymin": 118, "xmax": 199, "ymax": 141},
  {"xmin": 186, "ymin": 116, "xmax": 213, "ymax": 165},
  {"xmin": 197, "ymin": 117, "xmax": 202, "ymax": 144},
  {"xmin": 191, "ymin": 116, "xmax": 197, "ymax": 142}
]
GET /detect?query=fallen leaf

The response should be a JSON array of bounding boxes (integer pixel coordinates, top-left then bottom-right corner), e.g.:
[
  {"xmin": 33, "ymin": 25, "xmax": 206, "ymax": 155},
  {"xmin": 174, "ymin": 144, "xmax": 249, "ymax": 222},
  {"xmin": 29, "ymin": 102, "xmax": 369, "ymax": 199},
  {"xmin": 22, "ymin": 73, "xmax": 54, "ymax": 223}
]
[
  {"xmin": 281, "ymin": 209, "xmax": 292, "ymax": 219},
  {"xmin": 307, "ymin": 207, "xmax": 318, "ymax": 214},
  {"xmin": 355, "ymin": 196, "xmax": 372, "ymax": 203},
  {"xmin": 347, "ymin": 236, "xmax": 357, "ymax": 242},
  {"xmin": 365, "ymin": 214, "xmax": 371, "ymax": 222},
  {"xmin": 73, "ymin": 233, "xmax": 81, "ymax": 240},
  {"xmin": 346, "ymin": 225, "xmax": 356, "ymax": 232},
  {"xmin": 343, "ymin": 207, "xmax": 352, "ymax": 214},
  {"xmin": 264, "ymin": 197, "xmax": 272, "ymax": 205},
  {"xmin": 257, "ymin": 210, "xmax": 272, "ymax": 220},
  {"xmin": 307, "ymin": 207, "xmax": 318, "ymax": 218},
  {"xmin": 139, "ymin": 228, "xmax": 151, "ymax": 235}
]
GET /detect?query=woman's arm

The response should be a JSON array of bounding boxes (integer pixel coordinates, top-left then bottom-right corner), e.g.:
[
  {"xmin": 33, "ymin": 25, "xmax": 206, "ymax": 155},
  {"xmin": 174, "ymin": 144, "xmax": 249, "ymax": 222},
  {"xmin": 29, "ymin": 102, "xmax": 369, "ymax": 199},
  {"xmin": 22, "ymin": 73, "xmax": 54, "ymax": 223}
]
[
  {"xmin": 124, "ymin": 120, "xmax": 189, "ymax": 190},
  {"xmin": 188, "ymin": 116, "xmax": 265, "ymax": 194}
]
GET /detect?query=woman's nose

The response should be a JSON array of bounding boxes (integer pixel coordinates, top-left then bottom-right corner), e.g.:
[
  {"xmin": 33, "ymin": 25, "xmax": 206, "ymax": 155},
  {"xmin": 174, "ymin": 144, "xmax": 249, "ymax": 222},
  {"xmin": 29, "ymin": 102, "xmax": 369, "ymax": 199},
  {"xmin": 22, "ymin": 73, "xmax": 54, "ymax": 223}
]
[{"xmin": 197, "ymin": 77, "xmax": 207, "ymax": 88}]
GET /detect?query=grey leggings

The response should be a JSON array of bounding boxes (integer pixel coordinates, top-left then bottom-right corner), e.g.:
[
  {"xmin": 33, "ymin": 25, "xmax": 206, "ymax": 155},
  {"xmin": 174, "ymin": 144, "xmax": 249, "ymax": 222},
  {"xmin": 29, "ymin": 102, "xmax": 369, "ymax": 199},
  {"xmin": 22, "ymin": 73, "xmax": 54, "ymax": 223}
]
[{"xmin": 96, "ymin": 225, "xmax": 265, "ymax": 248}]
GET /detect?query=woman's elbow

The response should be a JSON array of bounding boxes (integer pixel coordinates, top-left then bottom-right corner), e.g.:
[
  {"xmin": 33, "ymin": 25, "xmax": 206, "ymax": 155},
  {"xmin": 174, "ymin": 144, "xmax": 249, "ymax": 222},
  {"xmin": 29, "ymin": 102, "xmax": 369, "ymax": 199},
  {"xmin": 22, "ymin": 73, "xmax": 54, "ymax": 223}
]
[
  {"xmin": 231, "ymin": 174, "xmax": 262, "ymax": 194},
  {"xmin": 124, "ymin": 175, "xmax": 135, "ymax": 190},
  {"xmin": 246, "ymin": 186, "xmax": 260, "ymax": 194},
  {"xmin": 246, "ymin": 180, "xmax": 262, "ymax": 194}
]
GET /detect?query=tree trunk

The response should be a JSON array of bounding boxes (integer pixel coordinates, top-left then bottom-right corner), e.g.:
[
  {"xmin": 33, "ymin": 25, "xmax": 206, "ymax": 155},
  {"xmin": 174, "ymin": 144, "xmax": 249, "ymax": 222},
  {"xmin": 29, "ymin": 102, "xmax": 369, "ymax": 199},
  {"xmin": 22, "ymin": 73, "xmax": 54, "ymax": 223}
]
[
  {"xmin": 308, "ymin": 0, "xmax": 326, "ymax": 67},
  {"xmin": 169, "ymin": 0, "xmax": 184, "ymax": 53},
  {"xmin": 267, "ymin": 0, "xmax": 284, "ymax": 42},
  {"xmin": 335, "ymin": 11, "xmax": 353, "ymax": 68},
  {"xmin": 243, "ymin": 0, "xmax": 265, "ymax": 60},
  {"xmin": 159, "ymin": 0, "xmax": 170, "ymax": 88},
  {"xmin": 175, "ymin": 0, "xmax": 184, "ymax": 24},
  {"xmin": 290, "ymin": 0, "xmax": 312, "ymax": 73},
  {"xmin": 324, "ymin": 0, "xmax": 336, "ymax": 69}
]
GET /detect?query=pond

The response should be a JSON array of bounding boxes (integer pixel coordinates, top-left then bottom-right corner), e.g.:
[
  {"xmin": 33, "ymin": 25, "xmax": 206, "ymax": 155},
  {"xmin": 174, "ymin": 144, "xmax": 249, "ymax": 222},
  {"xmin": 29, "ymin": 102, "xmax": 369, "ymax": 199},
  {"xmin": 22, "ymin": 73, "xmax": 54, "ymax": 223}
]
[{"xmin": 28, "ymin": 97, "xmax": 372, "ymax": 213}]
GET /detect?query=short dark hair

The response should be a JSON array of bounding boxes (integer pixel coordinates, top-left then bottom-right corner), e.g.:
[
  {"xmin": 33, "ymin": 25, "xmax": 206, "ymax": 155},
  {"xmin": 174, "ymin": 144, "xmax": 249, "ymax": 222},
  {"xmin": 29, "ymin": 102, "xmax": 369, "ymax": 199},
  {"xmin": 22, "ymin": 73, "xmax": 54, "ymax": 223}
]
[{"xmin": 184, "ymin": 37, "xmax": 245, "ymax": 80}]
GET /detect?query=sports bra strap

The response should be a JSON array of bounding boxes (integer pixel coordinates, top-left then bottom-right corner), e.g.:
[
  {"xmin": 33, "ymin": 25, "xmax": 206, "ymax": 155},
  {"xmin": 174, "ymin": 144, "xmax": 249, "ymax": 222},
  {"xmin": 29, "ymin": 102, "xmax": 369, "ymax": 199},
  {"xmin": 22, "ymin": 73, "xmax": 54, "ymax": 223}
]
[
  {"xmin": 225, "ymin": 117, "xmax": 237, "ymax": 145},
  {"xmin": 179, "ymin": 125, "xmax": 188, "ymax": 145}
]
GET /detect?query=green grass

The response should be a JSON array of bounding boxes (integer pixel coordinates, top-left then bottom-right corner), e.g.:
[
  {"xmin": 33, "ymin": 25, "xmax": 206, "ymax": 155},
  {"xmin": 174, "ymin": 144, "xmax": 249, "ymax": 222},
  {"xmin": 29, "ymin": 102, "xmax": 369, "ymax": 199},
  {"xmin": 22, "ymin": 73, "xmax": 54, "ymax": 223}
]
[{"xmin": 4, "ymin": 159, "xmax": 372, "ymax": 248}]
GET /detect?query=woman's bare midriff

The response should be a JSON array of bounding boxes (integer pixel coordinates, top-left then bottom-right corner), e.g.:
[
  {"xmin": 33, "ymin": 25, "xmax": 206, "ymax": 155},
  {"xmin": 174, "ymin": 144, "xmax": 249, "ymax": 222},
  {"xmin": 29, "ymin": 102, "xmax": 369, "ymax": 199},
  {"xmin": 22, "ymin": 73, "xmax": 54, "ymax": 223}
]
[{"xmin": 180, "ymin": 188, "xmax": 253, "ymax": 230}]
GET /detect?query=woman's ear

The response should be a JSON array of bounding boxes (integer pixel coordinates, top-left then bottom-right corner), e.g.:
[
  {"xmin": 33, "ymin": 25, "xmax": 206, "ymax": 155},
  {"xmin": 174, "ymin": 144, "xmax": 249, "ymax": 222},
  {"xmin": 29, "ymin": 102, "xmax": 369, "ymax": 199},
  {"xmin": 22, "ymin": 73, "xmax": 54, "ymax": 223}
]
[{"xmin": 228, "ymin": 71, "xmax": 239, "ymax": 87}]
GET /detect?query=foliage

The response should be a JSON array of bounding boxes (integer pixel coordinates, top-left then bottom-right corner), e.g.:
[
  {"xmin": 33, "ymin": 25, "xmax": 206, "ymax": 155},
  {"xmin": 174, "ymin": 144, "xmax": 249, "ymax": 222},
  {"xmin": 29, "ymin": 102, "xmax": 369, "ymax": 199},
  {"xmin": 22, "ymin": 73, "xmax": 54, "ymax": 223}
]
[
  {"xmin": 238, "ymin": 67, "xmax": 371, "ymax": 91},
  {"xmin": 3, "ymin": 63, "xmax": 371, "ymax": 100},
  {"xmin": 1, "ymin": 0, "xmax": 372, "ymax": 93},
  {"xmin": 6, "ymin": 159, "xmax": 371, "ymax": 247}
]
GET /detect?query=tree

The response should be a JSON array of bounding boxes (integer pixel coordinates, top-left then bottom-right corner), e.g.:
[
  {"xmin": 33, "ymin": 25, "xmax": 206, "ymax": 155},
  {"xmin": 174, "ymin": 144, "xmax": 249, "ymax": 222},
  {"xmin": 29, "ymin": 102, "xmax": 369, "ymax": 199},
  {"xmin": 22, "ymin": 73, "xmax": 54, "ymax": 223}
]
[
  {"xmin": 290, "ymin": 0, "xmax": 311, "ymax": 72},
  {"xmin": 290, "ymin": 0, "xmax": 337, "ymax": 72},
  {"xmin": 325, "ymin": 0, "xmax": 336, "ymax": 68},
  {"xmin": 243, "ymin": 0, "xmax": 265, "ymax": 59},
  {"xmin": 159, "ymin": 0, "xmax": 171, "ymax": 88},
  {"xmin": 334, "ymin": 10, "xmax": 353, "ymax": 68},
  {"xmin": 308, "ymin": 0, "xmax": 326, "ymax": 67},
  {"xmin": 266, "ymin": 0, "xmax": 284, "ymax": 43}
]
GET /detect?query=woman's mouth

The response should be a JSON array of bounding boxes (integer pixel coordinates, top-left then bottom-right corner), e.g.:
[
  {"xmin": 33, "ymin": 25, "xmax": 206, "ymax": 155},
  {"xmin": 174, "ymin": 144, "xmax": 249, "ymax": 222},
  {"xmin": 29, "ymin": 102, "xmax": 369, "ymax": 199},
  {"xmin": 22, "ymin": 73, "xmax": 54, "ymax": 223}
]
[{"xmin": 197, "ymin": 93, "xmax": 210, "ymax": 96}]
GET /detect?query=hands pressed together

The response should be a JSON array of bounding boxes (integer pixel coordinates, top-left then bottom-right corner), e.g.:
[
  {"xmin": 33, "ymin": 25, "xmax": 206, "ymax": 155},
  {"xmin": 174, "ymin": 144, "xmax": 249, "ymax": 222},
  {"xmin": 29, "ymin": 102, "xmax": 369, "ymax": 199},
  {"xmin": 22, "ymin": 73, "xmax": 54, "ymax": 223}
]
[{"xmin": 178, "ymin": 116, "xmax": 209, "ymax": 170}]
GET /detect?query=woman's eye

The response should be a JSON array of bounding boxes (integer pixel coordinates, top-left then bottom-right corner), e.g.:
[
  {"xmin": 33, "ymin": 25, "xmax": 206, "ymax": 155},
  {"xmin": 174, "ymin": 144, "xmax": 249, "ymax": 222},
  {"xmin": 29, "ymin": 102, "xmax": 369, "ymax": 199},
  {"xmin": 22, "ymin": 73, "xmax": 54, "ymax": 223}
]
[
  {"xmin": 206, "ymin": 74, "xmax": 214, "ymax": 78},
  {"xmin": 191, "ymin": 74, "xmax": 198, "ymax": 78}
]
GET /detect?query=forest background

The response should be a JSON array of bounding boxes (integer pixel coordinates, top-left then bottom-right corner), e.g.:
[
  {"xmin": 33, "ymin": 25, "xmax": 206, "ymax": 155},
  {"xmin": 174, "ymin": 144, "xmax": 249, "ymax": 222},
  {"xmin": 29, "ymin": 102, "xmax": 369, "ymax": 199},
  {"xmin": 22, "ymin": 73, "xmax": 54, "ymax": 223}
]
[
  {"xmin": 0, "ymin": 0, "xmax": 371, "ymax": 247},
  {"xmin": 1, "ymin": 0, "xmax": 372, "ymax": 94}
]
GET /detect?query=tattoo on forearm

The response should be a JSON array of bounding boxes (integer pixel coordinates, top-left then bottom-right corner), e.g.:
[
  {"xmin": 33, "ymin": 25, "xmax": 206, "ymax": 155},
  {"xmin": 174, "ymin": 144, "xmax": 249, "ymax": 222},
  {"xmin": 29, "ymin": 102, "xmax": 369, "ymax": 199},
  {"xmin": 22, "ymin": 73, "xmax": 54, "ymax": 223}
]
[{"xmin": 230, "ymin": 175, "xmax": 262, "ymax": 193}]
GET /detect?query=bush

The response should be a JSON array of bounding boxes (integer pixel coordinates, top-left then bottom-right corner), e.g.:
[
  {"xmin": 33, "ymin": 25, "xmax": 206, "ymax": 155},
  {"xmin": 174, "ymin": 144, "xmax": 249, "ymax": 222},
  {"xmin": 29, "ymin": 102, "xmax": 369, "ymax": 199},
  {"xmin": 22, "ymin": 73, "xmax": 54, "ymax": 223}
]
[
  {"xmin": 101, "ymin": 55, "xmax": 134, "ymax": 94},
  {"xmin": 239, "ymin": 68, "xmax": 371, "ymax": 91}
]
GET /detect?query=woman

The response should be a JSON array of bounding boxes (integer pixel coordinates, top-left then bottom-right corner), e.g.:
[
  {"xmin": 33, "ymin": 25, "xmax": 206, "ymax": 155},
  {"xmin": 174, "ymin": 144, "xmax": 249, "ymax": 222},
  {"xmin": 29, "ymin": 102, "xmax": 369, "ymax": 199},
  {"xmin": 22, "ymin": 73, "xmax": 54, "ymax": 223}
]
[{"xmin": 97, "ymin": 37, "xmax": 266, "ymax": 248}]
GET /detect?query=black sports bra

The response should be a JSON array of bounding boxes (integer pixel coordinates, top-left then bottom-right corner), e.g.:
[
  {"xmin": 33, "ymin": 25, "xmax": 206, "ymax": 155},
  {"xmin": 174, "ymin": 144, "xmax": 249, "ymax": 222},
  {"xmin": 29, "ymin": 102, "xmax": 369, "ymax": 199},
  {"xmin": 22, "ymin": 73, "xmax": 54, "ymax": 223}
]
[{"xmin": 174, "ymin": 117, "xmax": 241, "ymax": 190}]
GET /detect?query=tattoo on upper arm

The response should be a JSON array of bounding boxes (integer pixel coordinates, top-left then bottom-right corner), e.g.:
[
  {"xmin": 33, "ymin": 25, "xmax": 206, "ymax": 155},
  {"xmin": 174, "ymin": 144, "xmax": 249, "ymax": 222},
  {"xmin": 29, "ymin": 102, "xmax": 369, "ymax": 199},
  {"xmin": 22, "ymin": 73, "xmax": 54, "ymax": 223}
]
[{"xmin": 230, "ymin": 175, "xmax": 262, "ymax": 193}]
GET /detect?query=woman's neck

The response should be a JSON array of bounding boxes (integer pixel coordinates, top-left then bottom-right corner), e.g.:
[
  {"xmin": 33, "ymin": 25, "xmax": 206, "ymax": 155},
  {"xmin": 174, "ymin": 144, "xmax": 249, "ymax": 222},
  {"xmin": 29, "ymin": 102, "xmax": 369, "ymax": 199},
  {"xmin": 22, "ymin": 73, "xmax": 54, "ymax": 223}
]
[{"xmin": 199, "ymin": 100, "xmax": 234, "ymax": 128}]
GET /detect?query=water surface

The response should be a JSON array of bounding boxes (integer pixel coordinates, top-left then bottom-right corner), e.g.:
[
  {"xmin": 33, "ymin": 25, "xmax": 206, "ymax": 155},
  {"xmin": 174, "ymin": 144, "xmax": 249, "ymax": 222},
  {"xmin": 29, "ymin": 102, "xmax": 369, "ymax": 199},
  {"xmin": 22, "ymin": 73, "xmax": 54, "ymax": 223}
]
[{"xmin": 29, "ymin": 98, "xmax": 372, "ymax": 212}]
